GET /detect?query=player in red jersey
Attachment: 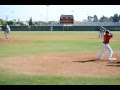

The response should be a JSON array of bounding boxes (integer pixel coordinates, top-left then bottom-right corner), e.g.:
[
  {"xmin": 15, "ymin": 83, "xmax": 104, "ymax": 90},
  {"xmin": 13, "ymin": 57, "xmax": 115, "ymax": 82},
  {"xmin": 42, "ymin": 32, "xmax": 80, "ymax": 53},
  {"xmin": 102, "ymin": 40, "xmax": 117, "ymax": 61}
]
[{"xmin": 97, "ymin": 30, "xmax": 113, "ymax": 61}]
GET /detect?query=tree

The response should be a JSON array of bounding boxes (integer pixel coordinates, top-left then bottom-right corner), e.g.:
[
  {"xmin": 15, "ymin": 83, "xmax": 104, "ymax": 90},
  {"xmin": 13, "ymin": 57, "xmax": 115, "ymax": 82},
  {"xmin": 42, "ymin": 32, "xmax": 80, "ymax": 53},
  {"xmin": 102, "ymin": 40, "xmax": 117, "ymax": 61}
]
[
  {"xmin": 0, "ymin": 19, "xmax": 7, "ymax": 25},
  {"xmin": 113, "ymin": 14, "xmax": 119, "ymax": 22},
  {"xmin": 118, "ymin": 15, "xmax": 120, "ymax": 22},
  {"xmin": 87, "ymin": 16, "xmax": 93, "ymax": 22},
  {"xmin": 109, "ymin": 16, "xmax": 113, "ymax": 22},
  {"xmin": 99, "ymin": 15, "xmax": 111, "ymax": 22},
  {"xmin": 7, "ymin": 20, "xmax": 14, "ymax": 25},
  {"xmin": 99, "ymin": 16, "xmax": 105, "ymax": 22},
  {"xmin": 29, "ymin": 17, "xmax": 33, "ymax": 25},
  {"xmin": 93, "ymin": 15, "xmax": 98, "ymax": 22}
]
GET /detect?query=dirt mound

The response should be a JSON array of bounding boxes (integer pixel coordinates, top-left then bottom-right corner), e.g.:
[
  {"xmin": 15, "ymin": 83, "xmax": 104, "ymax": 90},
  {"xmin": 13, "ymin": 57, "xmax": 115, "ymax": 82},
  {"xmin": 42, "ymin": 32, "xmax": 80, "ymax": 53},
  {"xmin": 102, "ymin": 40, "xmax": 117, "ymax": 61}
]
[{"xmin": 0, "ymin": 52, "xmax": 120, "ymax": 77}]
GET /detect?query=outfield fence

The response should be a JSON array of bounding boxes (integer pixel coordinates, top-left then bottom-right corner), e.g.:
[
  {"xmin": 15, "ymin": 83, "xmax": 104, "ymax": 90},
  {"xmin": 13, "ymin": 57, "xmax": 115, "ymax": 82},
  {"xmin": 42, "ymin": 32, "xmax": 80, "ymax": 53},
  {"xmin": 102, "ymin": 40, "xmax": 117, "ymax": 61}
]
[{"xmin": 1, "ymin": 26, "xmax": 120, "ymax": 31}]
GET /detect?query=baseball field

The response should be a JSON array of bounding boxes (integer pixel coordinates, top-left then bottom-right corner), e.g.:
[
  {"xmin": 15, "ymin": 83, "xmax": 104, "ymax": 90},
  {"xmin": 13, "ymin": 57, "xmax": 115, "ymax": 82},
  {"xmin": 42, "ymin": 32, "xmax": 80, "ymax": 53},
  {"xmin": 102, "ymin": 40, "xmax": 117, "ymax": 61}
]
[{"xmin": 0, "ymin": 31, "xmax": 120, "ymax": 85}]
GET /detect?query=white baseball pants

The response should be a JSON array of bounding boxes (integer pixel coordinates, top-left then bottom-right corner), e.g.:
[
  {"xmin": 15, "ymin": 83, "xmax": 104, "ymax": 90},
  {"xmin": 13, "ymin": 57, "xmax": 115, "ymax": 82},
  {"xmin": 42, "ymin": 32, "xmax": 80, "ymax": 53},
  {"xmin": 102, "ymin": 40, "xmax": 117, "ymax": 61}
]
[{"xmin": 98, "ymin": 43, "xmax": 113, "ymax": 60}]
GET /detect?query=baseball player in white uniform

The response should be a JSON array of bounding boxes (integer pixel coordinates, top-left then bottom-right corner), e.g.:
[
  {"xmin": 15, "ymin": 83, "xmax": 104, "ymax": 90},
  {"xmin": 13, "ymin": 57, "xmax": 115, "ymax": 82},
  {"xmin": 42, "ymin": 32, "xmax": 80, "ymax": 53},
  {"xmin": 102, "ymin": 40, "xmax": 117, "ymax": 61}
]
[
  {"xmin": 98, "ymin": 26, "xmax": 106, "ymax": 39},
  {"xmin": 0, "ymin": 27, "xmax": 2, "ymax": 31},
  {"xmin": 4, "ymin": 24, "xmax": 11, "ymax": 39}
]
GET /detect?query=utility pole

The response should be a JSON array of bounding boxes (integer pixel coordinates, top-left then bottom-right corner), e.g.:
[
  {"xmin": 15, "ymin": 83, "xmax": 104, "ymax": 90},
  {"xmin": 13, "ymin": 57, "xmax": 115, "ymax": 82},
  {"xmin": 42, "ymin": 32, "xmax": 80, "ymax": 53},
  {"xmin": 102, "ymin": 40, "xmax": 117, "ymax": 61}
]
[{"xmin": 46, "ymin": 5, "xmax": 50, "ymax": 26}]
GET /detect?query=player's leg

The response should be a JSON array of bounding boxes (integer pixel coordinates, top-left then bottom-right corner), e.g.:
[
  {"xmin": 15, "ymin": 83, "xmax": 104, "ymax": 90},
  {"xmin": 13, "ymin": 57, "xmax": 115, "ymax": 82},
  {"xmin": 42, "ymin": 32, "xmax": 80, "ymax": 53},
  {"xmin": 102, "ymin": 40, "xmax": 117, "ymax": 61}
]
[
  {"xmin": 4, "ymin": 30, "xmax": 9, "ymax": 39},
  {"xmin": 98, "ymin": 44, "xmax": 106, "ymax": 59},
  {"xmin": 98, "ymin": 32, "xmax": 100, "ymax": 38},
  {"xmin": 4, "ymin": 31, "xmax": 7, "ymax": 39},
  {"xmin": 106, "ymin": 44, "xmax": 113, "ymax": 61},
  {"xmin": 101, "ymin": 32, "xmax": 104, "ymax": 39},
  {"xmin": 98, "ymin": 31, "xmax": 100, "ymax": 38},
  {"xmin": 0, "ymin": 27, "xmax": 2, "ymax": 31},
  {"xmin": 6, "ymin": 34, "xmax": 8, "ymax": 39},
  {"xmin": 100, "ymin": 32, "xmax": 103, "ymax": 39},
  {"xmin": 100, "ymin": 32, "xmax": 102, "ymax": 39}
]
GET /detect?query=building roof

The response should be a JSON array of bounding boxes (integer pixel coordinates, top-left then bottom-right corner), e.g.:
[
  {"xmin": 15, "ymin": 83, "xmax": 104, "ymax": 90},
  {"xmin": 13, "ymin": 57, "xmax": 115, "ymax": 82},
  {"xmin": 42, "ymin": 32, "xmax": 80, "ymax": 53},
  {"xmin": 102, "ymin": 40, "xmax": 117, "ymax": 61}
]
[{"xmin": 60, "ymin": 15, "xmax": 74, "ymax": 19}]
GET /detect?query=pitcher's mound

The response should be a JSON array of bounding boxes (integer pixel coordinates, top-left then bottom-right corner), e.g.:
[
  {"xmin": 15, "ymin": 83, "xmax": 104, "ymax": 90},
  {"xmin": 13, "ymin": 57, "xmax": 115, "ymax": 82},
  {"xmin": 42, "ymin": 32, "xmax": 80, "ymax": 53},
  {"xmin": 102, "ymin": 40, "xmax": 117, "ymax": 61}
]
[{"xmin": 111, "ymin": 58, "xmax": 117, "ymax": 61}]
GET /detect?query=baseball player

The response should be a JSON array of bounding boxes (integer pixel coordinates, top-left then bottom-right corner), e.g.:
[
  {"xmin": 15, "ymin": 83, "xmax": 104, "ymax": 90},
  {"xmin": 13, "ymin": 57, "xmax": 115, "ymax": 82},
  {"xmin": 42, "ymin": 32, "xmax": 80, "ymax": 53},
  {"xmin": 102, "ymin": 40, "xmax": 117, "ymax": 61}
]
[
  {"xmin": 4, "ymin": 24, "xmax": 11, "ymax": 39},
  {"xmin": 0, "ymin": 27, "xmax": 2, "ymax": 31},
  {"xmin": 99, "ymin": 26, "xmax": 106, "ymax": 39},
  {"xmin": 97, "ymin": 30, "xmax": 113, "ymax": 61},
  {"xmin": 50, "ymin": 26, "xmax": 53, "ymax": 31}
]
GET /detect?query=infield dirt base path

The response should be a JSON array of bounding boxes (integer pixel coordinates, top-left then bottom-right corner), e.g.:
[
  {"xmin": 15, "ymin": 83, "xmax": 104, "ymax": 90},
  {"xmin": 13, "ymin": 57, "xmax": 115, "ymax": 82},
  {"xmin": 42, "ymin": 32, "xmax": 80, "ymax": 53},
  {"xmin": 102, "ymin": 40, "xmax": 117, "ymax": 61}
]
[{"xmin": 0, "ymin": 52, "xmax": 120, "ymax": 77}]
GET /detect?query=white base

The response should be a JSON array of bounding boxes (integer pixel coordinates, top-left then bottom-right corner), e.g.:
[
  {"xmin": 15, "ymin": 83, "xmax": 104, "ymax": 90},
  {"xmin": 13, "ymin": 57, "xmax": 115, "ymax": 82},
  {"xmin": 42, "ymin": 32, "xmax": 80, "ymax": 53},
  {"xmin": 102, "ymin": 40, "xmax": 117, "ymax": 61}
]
[{"xmin": 111, "ymin": 58, "xmax": 117, "ymax": 60}]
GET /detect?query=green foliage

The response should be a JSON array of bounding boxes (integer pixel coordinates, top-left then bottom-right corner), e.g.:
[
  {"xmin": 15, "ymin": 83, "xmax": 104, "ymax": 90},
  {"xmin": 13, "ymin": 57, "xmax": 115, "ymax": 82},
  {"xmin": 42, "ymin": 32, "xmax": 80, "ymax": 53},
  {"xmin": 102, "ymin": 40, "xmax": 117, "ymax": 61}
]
[
  {"xmin": 99, "ymin": 15, "xmax": 111, "ymax": 22},
  {"xmin": 113, "ymin": 13, "xmax": 119, "ymax": 22},
  {"xmin": 0, "ymin": 19, "xmax": 7, "ymax": 25},
  {"xmin": 93, "ymin": 15, "xmax": 98, "ymax": 22},
  {"xmin": 29, "ymin": 17, "xmax": 33, "ymax": 26},
  {"xmin": 7, "ymin": 20, "xmax": 15, "ymax": 25}
]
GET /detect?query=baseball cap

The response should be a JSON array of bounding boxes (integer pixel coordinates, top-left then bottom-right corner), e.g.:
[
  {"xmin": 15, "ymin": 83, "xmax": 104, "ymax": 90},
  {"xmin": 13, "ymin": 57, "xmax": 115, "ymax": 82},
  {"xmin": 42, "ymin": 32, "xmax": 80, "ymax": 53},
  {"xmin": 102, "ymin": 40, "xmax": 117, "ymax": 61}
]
[{"xmin": 106, "ymin": 30, "xmax": 109, "ymax": 33}]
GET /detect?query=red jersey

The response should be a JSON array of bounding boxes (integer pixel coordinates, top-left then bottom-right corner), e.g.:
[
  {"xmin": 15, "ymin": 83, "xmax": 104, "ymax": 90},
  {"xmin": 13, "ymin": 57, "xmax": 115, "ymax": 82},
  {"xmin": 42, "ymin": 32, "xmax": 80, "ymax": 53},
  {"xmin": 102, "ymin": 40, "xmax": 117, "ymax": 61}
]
[{"xmin": 103, "ymin": 33, "xmax": 112, "ymax": 44}]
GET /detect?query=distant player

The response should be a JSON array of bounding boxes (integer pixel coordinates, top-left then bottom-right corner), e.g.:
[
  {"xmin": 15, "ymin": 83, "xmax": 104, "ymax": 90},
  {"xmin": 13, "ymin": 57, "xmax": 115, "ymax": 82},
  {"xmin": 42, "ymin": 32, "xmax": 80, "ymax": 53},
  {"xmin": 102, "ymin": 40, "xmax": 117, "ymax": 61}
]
[
  {"xmin": 50, "ymin": 26, "xmax": 53, "ymax": 31},
  {"xmin": 98, "ymin": 26, "xmax": 106, "ymax": 39},
  {"xmin": 97, "ymin": 30, "xmax": 113, "ymax": 61},
  {"xmin": 4, "ymin": 24, "xmax": 11, "ymax": 39},
  {"xmin": 0, "ymin": 27, "xmax": 2, "ymax": 31}
]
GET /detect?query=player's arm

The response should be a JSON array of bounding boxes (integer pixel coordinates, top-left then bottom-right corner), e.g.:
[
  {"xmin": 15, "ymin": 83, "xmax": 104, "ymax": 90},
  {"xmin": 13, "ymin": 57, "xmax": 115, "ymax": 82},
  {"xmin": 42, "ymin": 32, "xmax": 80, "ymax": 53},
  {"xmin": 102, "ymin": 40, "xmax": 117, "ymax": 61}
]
[{"xmin": 109, "ymin": 32, "xmax": 113, "ymax": 37}]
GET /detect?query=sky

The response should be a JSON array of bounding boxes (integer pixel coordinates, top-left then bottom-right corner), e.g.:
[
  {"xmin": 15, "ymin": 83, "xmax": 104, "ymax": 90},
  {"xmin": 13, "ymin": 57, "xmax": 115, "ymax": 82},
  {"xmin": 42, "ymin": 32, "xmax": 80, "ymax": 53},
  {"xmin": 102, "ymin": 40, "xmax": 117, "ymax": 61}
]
[{"xmin": 0, "ymin": 5, "xmax": 120, "ymax": 22}]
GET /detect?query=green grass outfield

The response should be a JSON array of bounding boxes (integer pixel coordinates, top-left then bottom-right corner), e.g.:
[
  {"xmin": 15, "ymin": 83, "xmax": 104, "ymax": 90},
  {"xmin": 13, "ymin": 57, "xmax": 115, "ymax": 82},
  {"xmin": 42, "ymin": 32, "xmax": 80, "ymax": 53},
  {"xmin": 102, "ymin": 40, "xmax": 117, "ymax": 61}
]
[{"xmin": 0, "ymin": 31, "xmax": 120, "ymax": 85}]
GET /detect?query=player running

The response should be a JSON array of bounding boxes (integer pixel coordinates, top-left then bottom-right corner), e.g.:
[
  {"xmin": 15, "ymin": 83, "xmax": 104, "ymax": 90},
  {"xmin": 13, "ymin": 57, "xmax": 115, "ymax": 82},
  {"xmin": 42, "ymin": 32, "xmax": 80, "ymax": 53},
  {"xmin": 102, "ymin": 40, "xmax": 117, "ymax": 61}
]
[{"xmin": 4, "ymin": 24, "xmax": 11, "ymax": 39}]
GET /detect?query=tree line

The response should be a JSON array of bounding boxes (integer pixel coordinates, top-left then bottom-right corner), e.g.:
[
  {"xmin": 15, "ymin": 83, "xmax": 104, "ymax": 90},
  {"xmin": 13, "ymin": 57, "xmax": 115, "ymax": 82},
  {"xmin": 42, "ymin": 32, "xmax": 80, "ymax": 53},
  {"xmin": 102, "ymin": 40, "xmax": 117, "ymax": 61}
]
[
  {"xmin": 88, "ymin": 13, "xmax": 120, "ymax": 22},
  {"xmin": 0, "ymin": 17, "xmax": 49, "ymax": 26},
  {"xmin": 0, "ymin": 13, "xmax": 120, "ymax": 26}
]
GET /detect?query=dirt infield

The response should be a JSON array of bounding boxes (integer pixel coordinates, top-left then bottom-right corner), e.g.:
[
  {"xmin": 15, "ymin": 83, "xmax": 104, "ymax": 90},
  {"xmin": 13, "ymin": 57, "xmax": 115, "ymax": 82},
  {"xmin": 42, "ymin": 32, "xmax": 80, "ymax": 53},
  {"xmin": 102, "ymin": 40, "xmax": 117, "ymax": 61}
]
[
  {"xmin": 0, "ymin": 38, "xmax": 31, "ymax": 43},
  {"xmin": 0, "ymin": 52, "xmax": 120, "ymax": 77},
  {"xmin": 0, "ymin": 32, "xmax": 120, "ymax": 77}
]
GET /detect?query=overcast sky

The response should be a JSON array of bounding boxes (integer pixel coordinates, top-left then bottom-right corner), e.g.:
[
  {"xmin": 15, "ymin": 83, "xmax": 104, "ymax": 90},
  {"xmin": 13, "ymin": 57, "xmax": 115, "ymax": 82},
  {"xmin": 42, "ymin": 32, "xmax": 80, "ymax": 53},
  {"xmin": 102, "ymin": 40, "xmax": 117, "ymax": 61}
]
[{"xmin": 0, "ymin": 5, "xmax": 120, "ymax": 22}]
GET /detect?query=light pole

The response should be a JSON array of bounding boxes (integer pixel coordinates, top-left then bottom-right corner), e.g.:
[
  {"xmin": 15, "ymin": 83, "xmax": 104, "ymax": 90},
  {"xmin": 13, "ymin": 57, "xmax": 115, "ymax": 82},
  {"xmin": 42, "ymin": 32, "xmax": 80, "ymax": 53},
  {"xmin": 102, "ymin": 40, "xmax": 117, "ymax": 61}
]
[
  {"xmin": 40, "ymin": 14, "xmax": 41, "ymax": 26},
  {"xmin": 71, "ymin": 10, "xmax": 74, "ymax": 15},
  {"xmin": 87, "ymin": 14, "xmax": 89, "ymax": 22},
  {"xmin": 12, "ymin": 11, "xmax": 14, "ymax": 21},
  {"xmin": 5, "ymin": 15, "xmax": 8, "ymax": 22},
  {"xmin": 71, "ymin": 10, "xmax": 74, "ymax": 25},
  {"xmin": 12, "ymin": 11, "xmax": 15, "ymax": 25},
  {"xmin": 46, "ymin": 5, "xmax": 50, "ymax": 25}
]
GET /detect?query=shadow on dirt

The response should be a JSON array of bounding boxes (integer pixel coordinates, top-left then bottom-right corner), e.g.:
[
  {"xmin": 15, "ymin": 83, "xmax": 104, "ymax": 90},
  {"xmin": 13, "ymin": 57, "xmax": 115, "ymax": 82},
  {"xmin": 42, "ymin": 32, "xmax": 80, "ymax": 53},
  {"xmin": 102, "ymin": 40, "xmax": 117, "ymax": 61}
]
[
  {"xmin": 108, "ymin": 61, "xmax": 120, "ymax": 64},
  {"xmin": 73, "ymin": 59, "xmax": 97, "ymax": 63},
  {"xmin": 106, "ymin": 64, "xmax": 120, "ymax": 67},
  {"xmin": 106, "ymin": 61, "xmax": 120, "ymax": 67}
]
